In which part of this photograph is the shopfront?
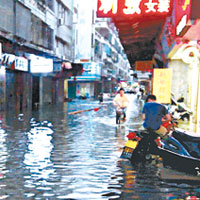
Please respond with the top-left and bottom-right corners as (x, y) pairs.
(68, 62), (101, 99)
(28, 54), (55, 108)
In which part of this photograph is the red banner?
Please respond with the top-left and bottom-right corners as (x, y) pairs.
(97, 0), (172, 18)
(135, 60), (153, 72)
(174, 0), (191, 36)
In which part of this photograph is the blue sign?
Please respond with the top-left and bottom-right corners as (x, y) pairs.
(71, 62), (101, 81)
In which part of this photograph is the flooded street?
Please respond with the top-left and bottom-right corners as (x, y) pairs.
(0, 94), (200, 200)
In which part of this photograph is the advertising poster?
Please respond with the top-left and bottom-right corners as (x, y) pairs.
(97, 0), (172, 18)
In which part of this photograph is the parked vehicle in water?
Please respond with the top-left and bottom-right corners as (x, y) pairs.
(159, 129), (200, 175)
(121, 126), (200, 176)
(169, 96), (192, 121)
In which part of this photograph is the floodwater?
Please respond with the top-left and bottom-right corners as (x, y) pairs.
(0, 95), (200, 200)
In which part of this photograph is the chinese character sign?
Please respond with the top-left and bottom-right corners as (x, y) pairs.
(98, 0), (118, 14)
(97, 0), (172, 17)
(153, 68), (172, 104)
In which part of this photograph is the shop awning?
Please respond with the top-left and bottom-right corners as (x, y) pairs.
(113, 17), (166, 68)
(97, 0), (173, 68)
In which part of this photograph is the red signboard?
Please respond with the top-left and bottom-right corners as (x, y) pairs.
(174, 0), (191, 36)
(97, 0), (172, 18)
(135, 60), (153, 72)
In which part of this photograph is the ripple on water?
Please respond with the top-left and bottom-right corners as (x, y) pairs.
(1, 98), (200, 199)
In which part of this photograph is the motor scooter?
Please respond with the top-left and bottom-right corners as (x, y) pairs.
(121, 124), (200, 176)
(169, 97), (192, 121)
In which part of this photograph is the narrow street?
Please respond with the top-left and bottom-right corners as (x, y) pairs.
(0, 94), (199, 199)
(1, 0), (200, 199)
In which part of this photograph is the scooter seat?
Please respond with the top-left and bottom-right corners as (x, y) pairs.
(172, 130), (200, 159)
(172, 130), (200, 143)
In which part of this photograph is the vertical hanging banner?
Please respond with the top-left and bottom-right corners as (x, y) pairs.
(97, 0), (172, 18)
(153, 68), (172, 104)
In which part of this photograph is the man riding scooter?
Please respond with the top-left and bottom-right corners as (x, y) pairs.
(142, 94), (171, 138)
(113, 88), (129, 124)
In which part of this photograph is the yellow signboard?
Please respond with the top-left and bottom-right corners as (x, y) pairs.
(153, 69), (172, 104)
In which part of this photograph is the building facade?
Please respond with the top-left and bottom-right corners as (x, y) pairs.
(0, 0), (81, 116)
(95, 18), (131, 94)
(157, 0), (200, 132)
(68, 0), (131, 99)
(0, 0), (131, 113)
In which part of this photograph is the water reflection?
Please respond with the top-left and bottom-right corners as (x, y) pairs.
(24, 123), (54, 182)
(0, 112), (7, 184)
(0, 97), (200, 199)
(0, 128), (7, 178)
